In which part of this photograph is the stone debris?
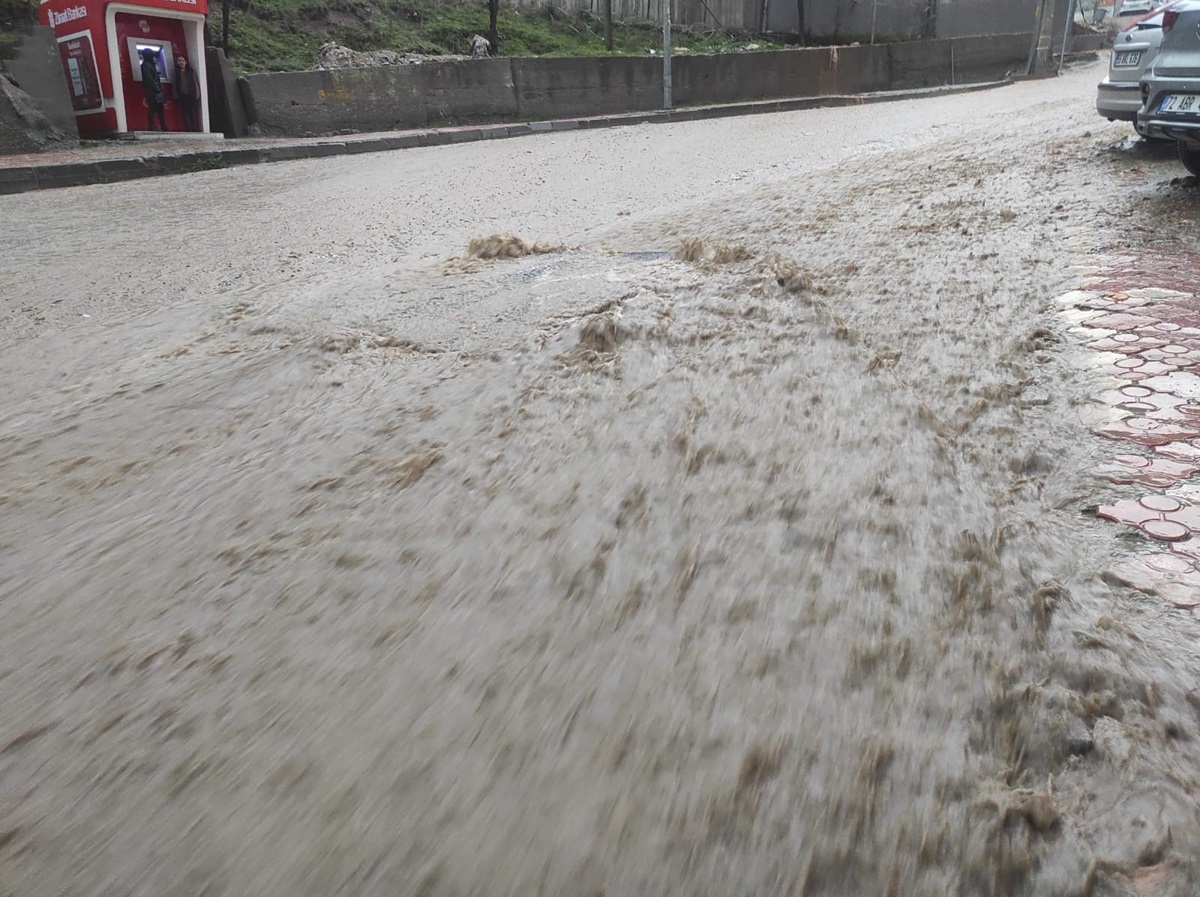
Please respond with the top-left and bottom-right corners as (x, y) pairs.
(314, 42), (470, 70)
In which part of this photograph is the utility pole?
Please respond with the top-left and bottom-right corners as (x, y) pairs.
(487, 0), (499, 54)
(1058, 0), (1077, 73)
(662, 0), (672, 109)
(1026, 0), (1057, 76)
(604, 0), (613, 51)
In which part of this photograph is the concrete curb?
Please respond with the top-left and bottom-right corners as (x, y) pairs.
(0, 78), (1010, 196)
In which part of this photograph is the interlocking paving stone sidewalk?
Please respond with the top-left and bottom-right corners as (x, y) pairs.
(1064, 249), (1200, 609)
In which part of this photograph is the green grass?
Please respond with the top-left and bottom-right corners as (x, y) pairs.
(215, 0), (781, 73)
(0, 30), (22, 56)
(0, 0), (35, 59)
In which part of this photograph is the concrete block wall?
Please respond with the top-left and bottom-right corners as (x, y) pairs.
(889, 33), (1029, 89)
(673, 49), (831, 105)
(245, 35), (1031, 137)
(512, 57), (663, 118)
(207, 47), (252, 138)
(247, 58), (518, 134)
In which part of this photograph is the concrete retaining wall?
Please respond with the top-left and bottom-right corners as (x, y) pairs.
(672, 50), (830, 105)
(512, 57), (663, 118)
(248, 58), (518, 133)
(890, 33), (1029, 89)
(245, 35), (1030, 137)
(207, 47), (251, 138)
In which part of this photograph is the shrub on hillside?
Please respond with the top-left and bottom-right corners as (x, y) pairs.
(0, 0), (35, 32)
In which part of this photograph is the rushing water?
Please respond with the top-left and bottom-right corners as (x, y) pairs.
(2, 64), (1200, 896)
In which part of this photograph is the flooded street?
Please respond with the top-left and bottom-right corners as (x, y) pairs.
(4, 59), (1200, 895)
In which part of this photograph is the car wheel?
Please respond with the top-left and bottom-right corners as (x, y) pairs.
(1179, 142), (1200, 177)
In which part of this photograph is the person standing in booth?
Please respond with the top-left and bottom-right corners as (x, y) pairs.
(175, 54), (200, 132)
(141, 48), (167, 131)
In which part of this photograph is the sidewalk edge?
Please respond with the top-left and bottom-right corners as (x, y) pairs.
(0, 79), (1011, 196)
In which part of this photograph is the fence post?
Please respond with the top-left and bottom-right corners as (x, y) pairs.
(662, 0), (672, 109)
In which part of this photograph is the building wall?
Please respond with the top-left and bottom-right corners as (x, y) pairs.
(528, 0), (763, 30)
(764, 0), (1038, 40)
(935, 0), (1039, 40)
(505, 0), (1038, 37)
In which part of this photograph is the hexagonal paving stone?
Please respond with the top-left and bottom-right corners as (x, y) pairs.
(1065, 260), (1200, 613)
(1116, 554), (1200, 607)
(1117, 359), (1178, 379)
(1140, 372), (1200, 400)
(1098, 389), (1200, 422)
(1156, 440), (1200, 462)
(1088, 336), (1166, 354)
(1079, 295), (1152, 312)
(1093, 418), (1200, 446)
(1096, 495), (1200, 542)
(1094, 454), (1200, 488)
(1085, 312), (1157, 331)
(1140, 346), (1200, 368)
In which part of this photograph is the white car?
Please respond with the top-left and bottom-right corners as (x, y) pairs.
(1097, 2), (1182, 134)
(1117, 0), (1158, 19)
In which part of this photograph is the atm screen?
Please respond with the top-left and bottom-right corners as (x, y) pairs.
(132, 42), (169, 81)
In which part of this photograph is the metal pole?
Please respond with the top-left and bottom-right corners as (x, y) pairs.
(1026, 0), (1047, 76)
(662, 0), (672, 109)
(871, 0), (877, 44)
(1058, 0), (1077, 74)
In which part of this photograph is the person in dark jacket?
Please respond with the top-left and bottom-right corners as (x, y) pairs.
(175, 54), (200, 131)
(140, 48), (167, 131)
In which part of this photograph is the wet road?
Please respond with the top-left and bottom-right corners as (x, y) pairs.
(3, 59), (1200, 896)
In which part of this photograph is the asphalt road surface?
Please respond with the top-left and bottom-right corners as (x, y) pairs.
(3, 58), (1200, 897)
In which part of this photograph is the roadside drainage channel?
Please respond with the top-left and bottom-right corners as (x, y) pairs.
(1059, 248), (1200, 608)
(0, 80), (1011, 197)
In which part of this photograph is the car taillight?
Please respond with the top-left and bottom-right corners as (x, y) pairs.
(1163, 8), (1180, 30)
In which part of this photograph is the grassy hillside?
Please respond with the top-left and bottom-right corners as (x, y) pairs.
(215, 0), (780, 72)
(0, 0), (35, 56)
(1, 0), (779, 75)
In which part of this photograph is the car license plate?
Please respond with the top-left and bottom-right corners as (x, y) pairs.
(1161, 94), (1200, 114)
(1113, 50), (1142, 67)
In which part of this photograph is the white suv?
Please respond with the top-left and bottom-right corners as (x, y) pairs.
(1138, 0), (1200, 173)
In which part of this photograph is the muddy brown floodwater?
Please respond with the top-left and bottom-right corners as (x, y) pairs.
(3, 59), (1200, 896)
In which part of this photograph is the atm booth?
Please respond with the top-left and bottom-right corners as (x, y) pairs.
(39, 0), (210, 135)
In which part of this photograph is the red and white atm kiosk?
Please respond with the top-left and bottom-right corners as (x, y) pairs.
(39, 0), (209, 135)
